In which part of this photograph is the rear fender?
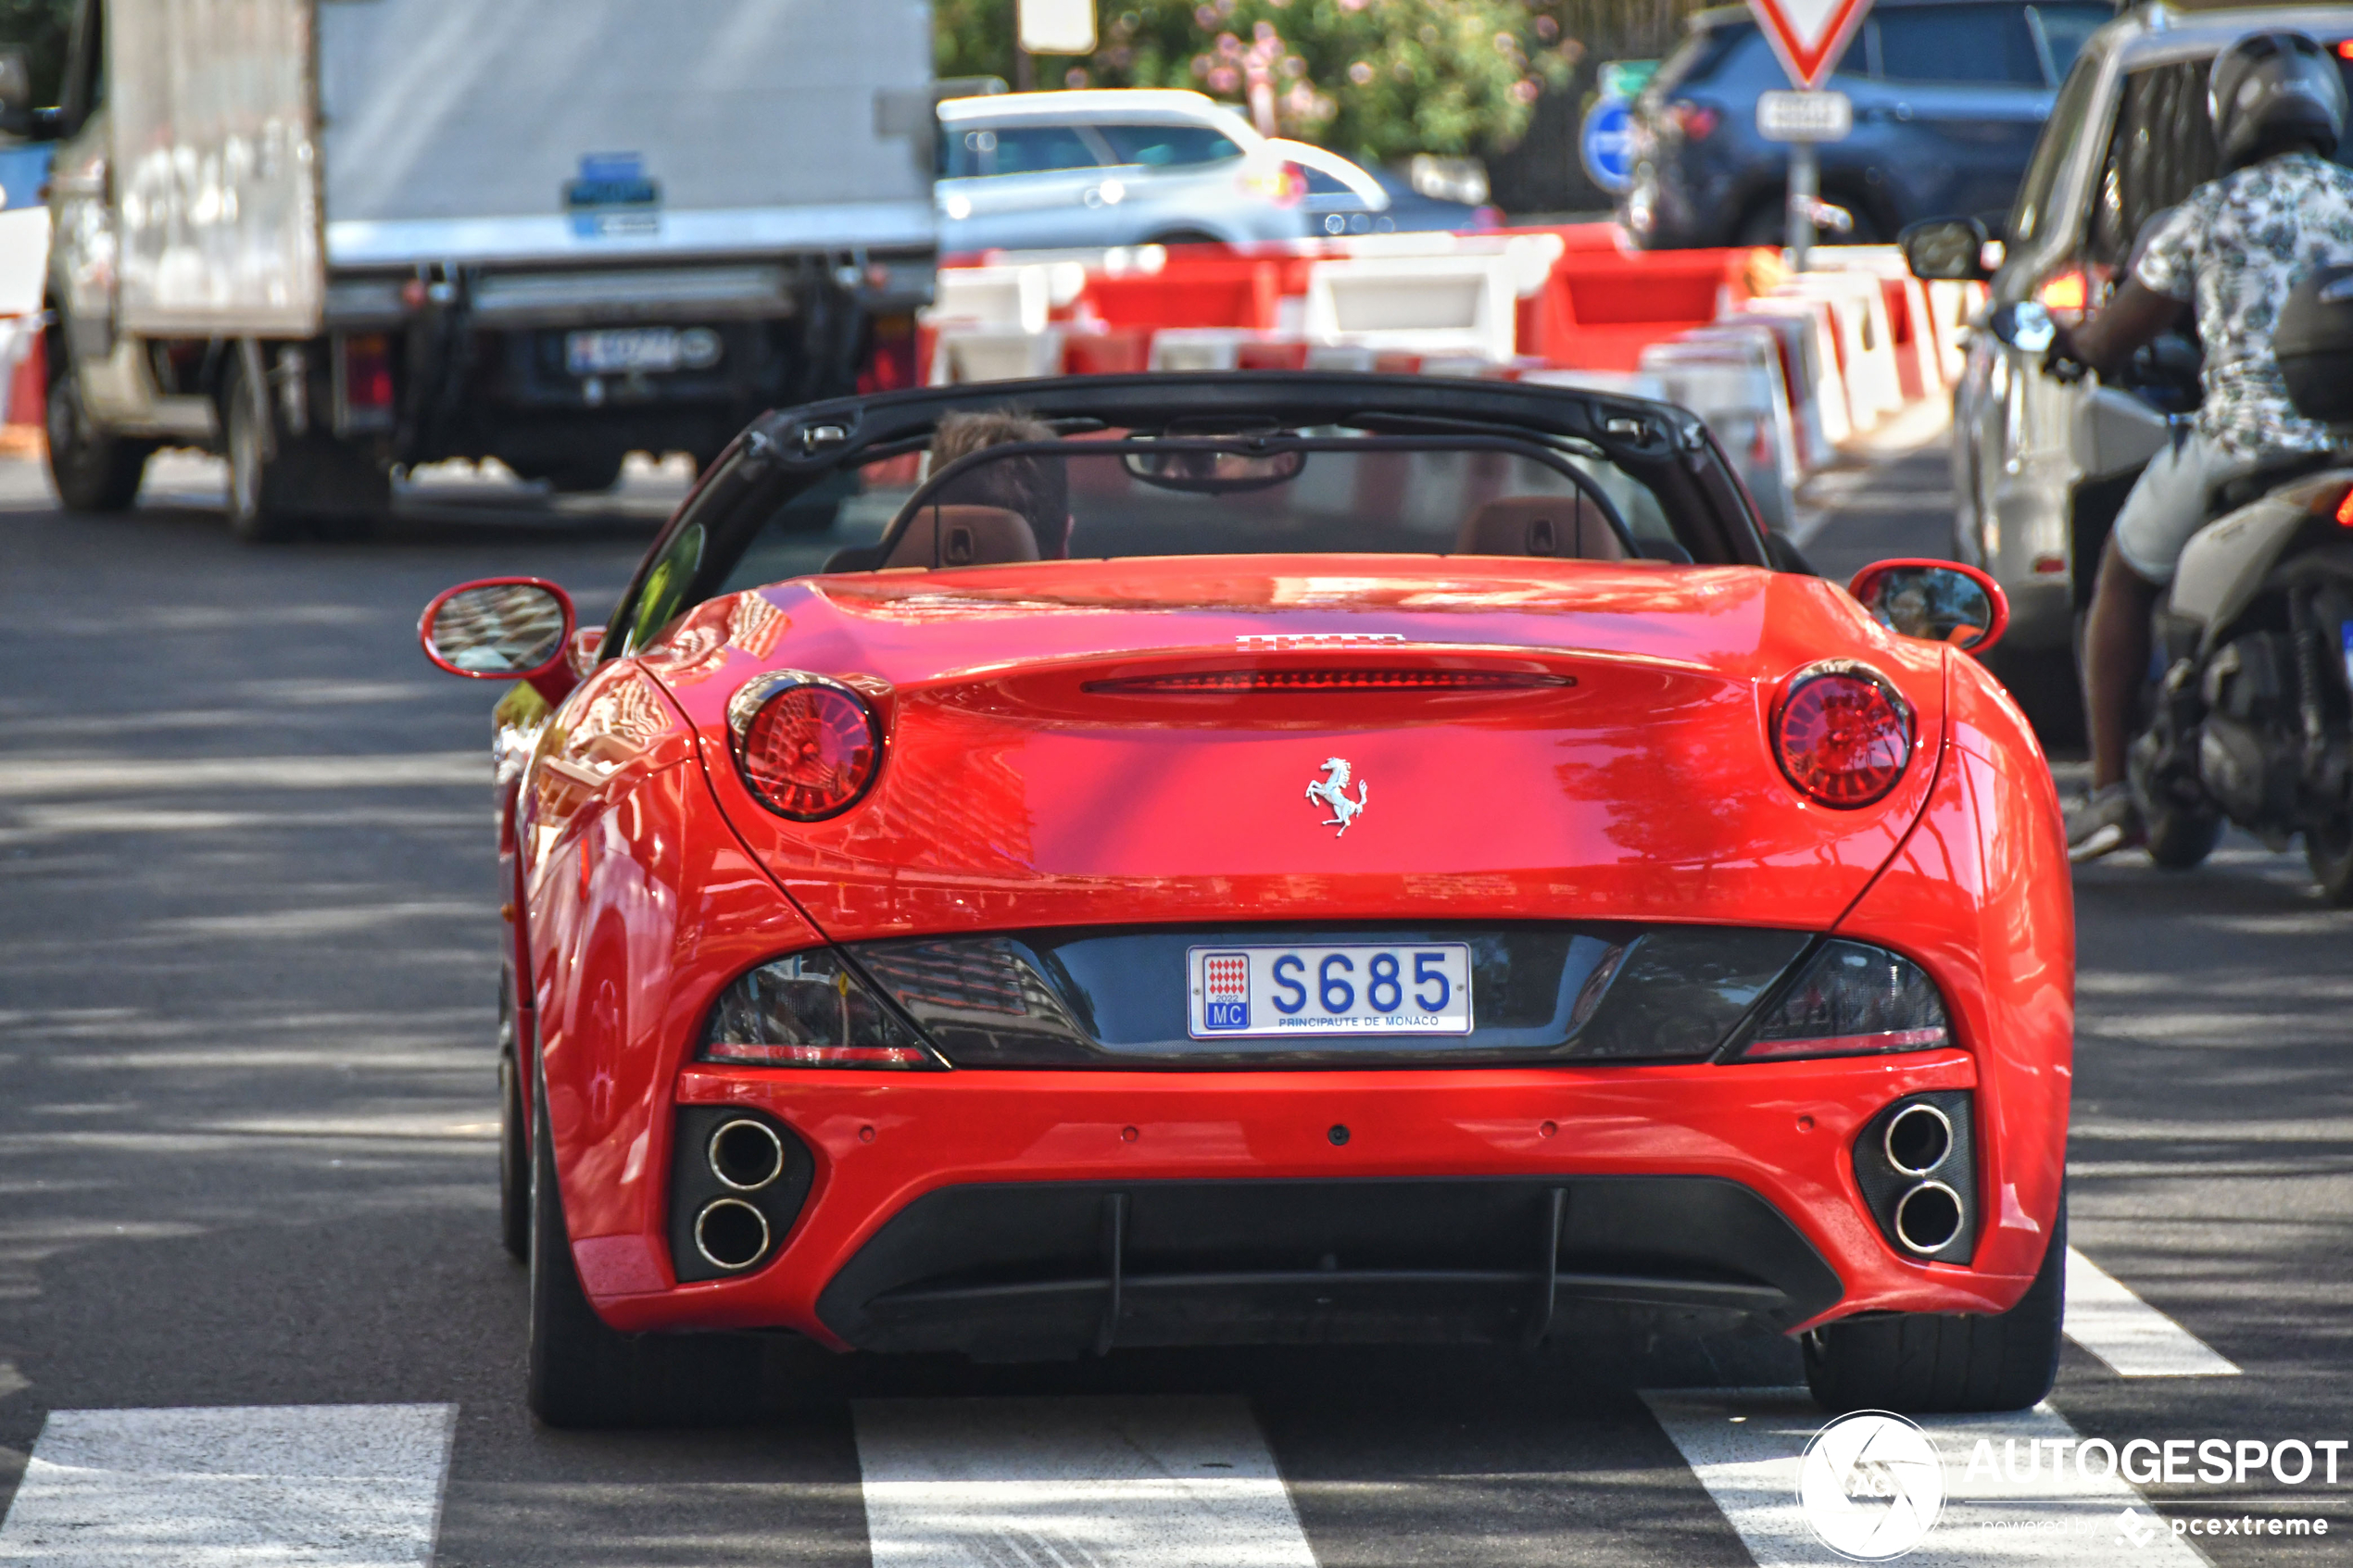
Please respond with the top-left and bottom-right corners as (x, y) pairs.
(1831, 652), (2072, 1283)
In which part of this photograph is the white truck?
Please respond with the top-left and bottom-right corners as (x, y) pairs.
(4, 0), (937, 538)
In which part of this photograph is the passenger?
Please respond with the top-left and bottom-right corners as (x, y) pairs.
(2057, 31), (2353, 860)
(928, 409), (1074, 558)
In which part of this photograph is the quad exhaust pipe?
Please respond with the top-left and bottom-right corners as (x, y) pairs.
(708, 1118), (786, 1191)
(1892, 1180), (1965, 1256)
(1882, 1102), (1953, 1177)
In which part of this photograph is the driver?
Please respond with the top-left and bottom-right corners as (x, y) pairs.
(2055, 31), (2353, 860)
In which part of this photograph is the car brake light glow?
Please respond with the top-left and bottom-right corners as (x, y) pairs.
(726, 671), (881, 820)
(2338, 486), (2353, 527)
(1085, 669), (1573, 694)
(699, 950), (937, 1070)
(1239, 162), (1307, 207)
(1773, 662), (1914, 809)
(1667, 101), (1720, 140)
(2339, 40), (2353, 59)
(1734, 940), (1952, 1060)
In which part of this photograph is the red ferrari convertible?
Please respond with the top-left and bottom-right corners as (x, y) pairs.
(420, 373), (2070, 1426)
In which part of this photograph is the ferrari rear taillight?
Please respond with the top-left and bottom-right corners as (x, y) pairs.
(1085, 670), (1572, 694)
(1772, 662), (1913, 809)
(1732, 940), (1952, 1061)
(699, 948), (938, 1069)
(726, 671), (881, 820)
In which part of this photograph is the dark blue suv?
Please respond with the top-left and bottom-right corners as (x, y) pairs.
(1622, 0), (2109, 247)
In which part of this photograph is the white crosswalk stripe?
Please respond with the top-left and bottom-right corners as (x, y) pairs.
(1645, 1388), (2206, 1567)
(853, 1395), (1318, 1568)
(0, 1403), (455, 1568)
(2065, 1248), (2243, 1378)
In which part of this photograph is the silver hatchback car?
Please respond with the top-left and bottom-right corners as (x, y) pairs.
(936, 90), (1315, 253)
(1906, 3), (2353, 737)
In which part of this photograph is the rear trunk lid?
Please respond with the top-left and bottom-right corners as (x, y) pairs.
(643, 557), (1946, 942)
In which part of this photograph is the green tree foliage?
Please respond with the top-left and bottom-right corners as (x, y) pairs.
(0, 0), (75, 107)
(937, 0), (1580, 161)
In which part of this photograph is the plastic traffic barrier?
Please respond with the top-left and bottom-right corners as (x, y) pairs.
(931, 262), (1088, 336)
(1302, 253), (1520, 361)
(1776, 272), (1904, 428)
(1806, 246), (1943, 399)
(1516, 245), (1770, 372)
(1730, 295), (1852, 456)
(929, 326), (1067, 384)
(1639, 340), (1800, 532)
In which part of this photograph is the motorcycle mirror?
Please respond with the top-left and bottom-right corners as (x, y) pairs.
(1848, 558), (2008, 655)
(1986, 300), (2055, 355)
(420, 577), (579, 701)
(1898, 217), (1993, 282)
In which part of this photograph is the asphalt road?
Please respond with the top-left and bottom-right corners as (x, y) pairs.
(1, 442), (2349, 1567)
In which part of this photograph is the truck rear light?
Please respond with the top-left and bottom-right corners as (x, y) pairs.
(726, 671), (882, 820)
(858, 314), (920, 395)
(342, 333), (394, 411)
(2034, 269), (2086, 312)
(1239, 162), (1306, 207)
(1731, 940), (1952, 1060)
(1772, 661), (1914, 808)
(698, 948), (937, 1069)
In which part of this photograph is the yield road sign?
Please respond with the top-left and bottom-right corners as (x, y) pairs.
(1744, 0), (1874, 90)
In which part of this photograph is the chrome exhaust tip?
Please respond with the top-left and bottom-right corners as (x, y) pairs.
(708, 1118), (786, 1192)
(1883, 1102), (1954, 1177)
(693, 1197), (772, 1271)
(1892, 1180), (1965, 1256)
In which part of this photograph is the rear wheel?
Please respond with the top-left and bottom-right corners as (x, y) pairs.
(526, 1064), (764, 1426)
(497, 985), (527, 1261)
(225, 356), (391, 544)
(45, 338), (152, 512)
(2145, 798), (2225, 870)
(2306, 817), (2353, 906)
(1805, 1198), (2065, 1414)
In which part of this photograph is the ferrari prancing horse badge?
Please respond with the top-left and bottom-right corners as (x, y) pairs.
(1305, 757), (1368, 836)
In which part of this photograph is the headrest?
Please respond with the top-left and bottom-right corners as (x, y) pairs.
(1453, 495), (1627, 561)
(882, 504), (1042, 570)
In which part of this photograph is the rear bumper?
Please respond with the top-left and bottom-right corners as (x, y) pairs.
(584, 1047), (2048, 1344)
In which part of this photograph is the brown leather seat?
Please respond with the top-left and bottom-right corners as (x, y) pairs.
(1453, 495), (1627, 561)
(882, 504), (1042, 570)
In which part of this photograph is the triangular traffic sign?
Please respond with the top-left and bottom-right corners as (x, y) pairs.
(1746, 0), (1875, 90)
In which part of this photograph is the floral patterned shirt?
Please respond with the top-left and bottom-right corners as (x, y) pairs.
(2134, 151), (2353, 458)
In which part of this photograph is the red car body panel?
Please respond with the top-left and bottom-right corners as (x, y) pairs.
(505, 553), (2070, 1345)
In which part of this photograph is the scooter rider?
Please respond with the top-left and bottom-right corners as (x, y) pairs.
(2058, 31), (2353, 860)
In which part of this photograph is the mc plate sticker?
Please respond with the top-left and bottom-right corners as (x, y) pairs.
(1187, 943), (1473, 1038)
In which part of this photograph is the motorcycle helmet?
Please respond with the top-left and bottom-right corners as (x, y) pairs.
(2208, 31), (2347, 171)
(2274, 262), (2353, 425)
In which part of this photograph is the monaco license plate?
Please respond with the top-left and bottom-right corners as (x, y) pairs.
(564, 326), (718, 375)
(1188, 943), (1473, 1039)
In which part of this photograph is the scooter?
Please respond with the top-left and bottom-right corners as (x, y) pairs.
(1987, 269), (2353, 903)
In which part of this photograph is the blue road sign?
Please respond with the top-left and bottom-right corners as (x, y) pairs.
(1579, 97), (1636, 194)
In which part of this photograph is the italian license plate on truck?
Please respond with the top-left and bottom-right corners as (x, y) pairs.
(1187, 943), (1473, 1039)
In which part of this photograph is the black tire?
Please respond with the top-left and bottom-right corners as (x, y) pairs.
(2143, 800), (2223, 870)
(225, 357), (391, 544)
(2306, 817), (2353, 907)
(526, 1062), (764, 1427)
(497, 985), (528, 1261)
(44, 337), (152, 512)
(1146, 229), (1224, 247)
(1805, 1197), (2065, 1415)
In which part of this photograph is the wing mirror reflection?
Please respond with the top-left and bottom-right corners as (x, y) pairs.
(1849, 559), (2007, 654)
(1898, 217), (1997, 282)
(420, 577), (578, 701)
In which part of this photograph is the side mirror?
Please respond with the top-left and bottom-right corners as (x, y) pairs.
(1898, 217), (1994, 282)
(1984, 299), (2055, 354)
(419, 577), (578, 702)
(1849, 558), (2007, 655)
